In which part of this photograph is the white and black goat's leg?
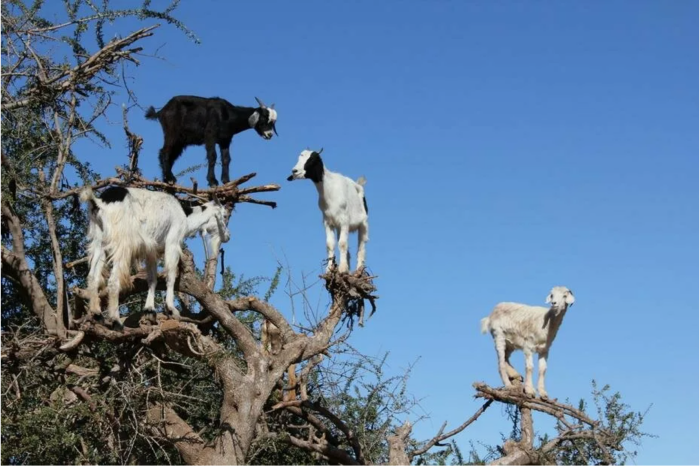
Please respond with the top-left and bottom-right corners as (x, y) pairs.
(523, 348), (536, 396)
(356, 223), (368, 272)
(324, 220), (336, 272)
(337, 225), (350, 273)
(537, 350), (549, 399)
(163, 241), (182, 318)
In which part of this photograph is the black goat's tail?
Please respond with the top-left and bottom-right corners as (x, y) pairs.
(144, 106), (159, 120)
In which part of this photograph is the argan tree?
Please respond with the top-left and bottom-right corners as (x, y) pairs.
(1, 1), (649, 464)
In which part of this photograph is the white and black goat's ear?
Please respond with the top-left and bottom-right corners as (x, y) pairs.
(545, 293), (553, 304)
(565, 290), (575, 305)
(254, 96), (266, 108)
(248, 111), (260, 127)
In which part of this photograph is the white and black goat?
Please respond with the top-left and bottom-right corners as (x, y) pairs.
(81, 186), (230, 328)
(145, 96), (278, 187)
(287, 149), (369, 273)
(481, 286), (575, 398)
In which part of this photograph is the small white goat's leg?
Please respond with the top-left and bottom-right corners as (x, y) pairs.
(356, 224), (368, 271)
(504, 347), (522, 382)
(87, 245), (105, 315)
(494, 333), (512, 387)
(163, 243), (181, 318)
(537, 351), (549, 399)
(338, 225), (350, 273)
(106, 261), (122, 325)
(523, 348), (536, 396)
(144, 252), (157, 311)
(324, 220), (336, 271)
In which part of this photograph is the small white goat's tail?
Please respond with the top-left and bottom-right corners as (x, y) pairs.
(356, 176), (367, 186)
(480, 317), (491, 334)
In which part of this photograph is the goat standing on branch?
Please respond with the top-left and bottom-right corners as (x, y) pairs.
(145, 95), (278, 186)
(287, 148), (369, 273)
(481, 286), (575, 398)
(81, 186), (231, 329)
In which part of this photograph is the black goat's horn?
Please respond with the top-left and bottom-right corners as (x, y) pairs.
(255, 96), (266, 108)
(317, 147), (324, 155)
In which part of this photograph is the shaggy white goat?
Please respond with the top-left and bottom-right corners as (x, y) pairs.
(287, 148), (369, 273)
(480, 286), (575, 398)
(81, 186), (230, 328)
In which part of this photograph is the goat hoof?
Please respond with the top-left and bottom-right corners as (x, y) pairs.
(207, 178), (219, 187)
(109, 320), (125, 332)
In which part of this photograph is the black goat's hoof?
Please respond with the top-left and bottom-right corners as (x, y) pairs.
(207, 179), (219, 187)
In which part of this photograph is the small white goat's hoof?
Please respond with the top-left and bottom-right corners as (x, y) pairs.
(524, 387), (536, 397)
(539, 391), (549, 400)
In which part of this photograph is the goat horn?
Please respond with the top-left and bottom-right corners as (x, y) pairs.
(317, 147), (324, 155)
(254, 96), (266, 108)
(270, 103), (275, 109)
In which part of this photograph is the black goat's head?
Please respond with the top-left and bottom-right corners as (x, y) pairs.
(248, 97), (278, 140)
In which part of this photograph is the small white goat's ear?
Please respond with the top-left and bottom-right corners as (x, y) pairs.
(565, 290), (575, 305)
(545, 293), (552, 304)
(248, 111), (260, 127)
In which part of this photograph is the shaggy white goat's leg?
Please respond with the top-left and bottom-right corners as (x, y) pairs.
(87, 245), (105, 315)
(106, 261), (122, 326)
(324, 220), (336, 271)
(537, 351), (549, 399)
(494, 333), (512, 387)
(356, 224), (368, 271)
(338, 225), (350, 273)
(523, 348), (536, 396)
(163, 243), (181, 318)
(144, 252), (157, 311)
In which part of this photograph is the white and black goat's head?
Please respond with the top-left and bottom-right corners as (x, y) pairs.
(545, 286), (575, 311)
(287, 148), (324, 183)
(248, 97), (278, 140)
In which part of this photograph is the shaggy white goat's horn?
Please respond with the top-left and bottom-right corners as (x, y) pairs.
(254, 96), (266, 108)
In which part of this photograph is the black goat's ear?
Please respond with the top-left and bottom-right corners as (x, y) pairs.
(248, 111), (260, 127)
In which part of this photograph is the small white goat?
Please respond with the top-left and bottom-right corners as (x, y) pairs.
(287, 148), (369, 273)
(81, 186), (230, 328)
(480, 286), (575, 398)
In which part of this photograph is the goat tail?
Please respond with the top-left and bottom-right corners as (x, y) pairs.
(79, 186), (96, 204)
(356, 176), (367, 186)
(480, 317), (491, 334)
(144, 106), (159, 120)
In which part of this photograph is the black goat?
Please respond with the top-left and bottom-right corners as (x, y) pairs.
(145, 96), (278, 186)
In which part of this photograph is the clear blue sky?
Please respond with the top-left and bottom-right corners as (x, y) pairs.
(53, 1), (697, 463)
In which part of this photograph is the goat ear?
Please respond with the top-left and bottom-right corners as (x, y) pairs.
(545, 293), (552, 304)
(270, 103), (275, 109)
(254, 96), (266, 108)
(565, 290), (575, 305)
(248, 111), (260, 128)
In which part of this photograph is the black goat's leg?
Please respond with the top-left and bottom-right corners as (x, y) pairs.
(159, 145), (178, 184)
(205, 140), (219, 186)
(220, 141), (231, 184)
